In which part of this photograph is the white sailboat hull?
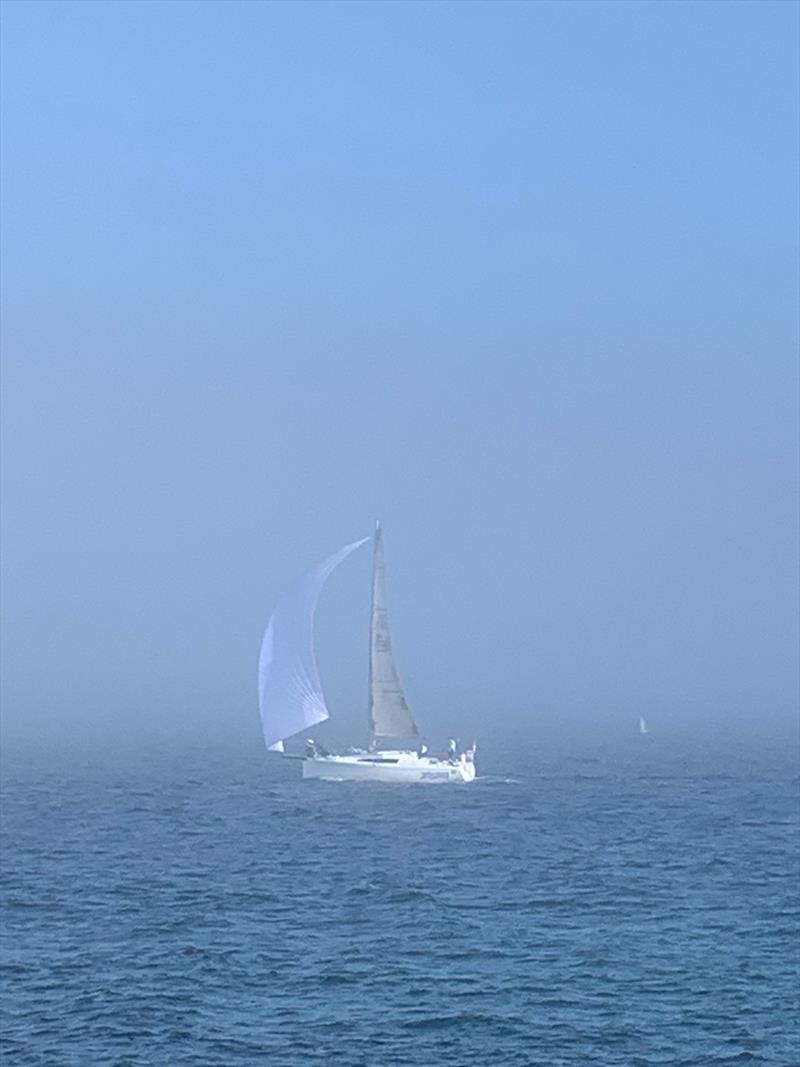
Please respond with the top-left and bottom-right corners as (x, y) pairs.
(300, 750), (476, 784)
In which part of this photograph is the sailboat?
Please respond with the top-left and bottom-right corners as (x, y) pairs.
(258, 523), (477, 783)
(639, 716), (649, 735)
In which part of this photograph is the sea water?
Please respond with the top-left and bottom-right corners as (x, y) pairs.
(1, 734), (798, 1066)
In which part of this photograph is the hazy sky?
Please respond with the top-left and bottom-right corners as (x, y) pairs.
(1, 0), (797, 754)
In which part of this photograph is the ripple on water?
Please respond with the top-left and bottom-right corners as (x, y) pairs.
(1, 744), (798, 1066)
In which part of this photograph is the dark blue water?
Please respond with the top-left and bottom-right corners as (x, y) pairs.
(2, 736), (798, 1066)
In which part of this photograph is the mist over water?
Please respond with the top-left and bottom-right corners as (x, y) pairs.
(1, 0), (798, 758)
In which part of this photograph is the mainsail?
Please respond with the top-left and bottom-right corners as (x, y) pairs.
(368, 523), (419, 743)
(258, 538), (368, 751)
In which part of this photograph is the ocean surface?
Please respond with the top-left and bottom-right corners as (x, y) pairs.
(1, 734), (798, 1066)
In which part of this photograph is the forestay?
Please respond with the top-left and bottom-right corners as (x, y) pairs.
(258, 538), (368, 751)
(368, 524), (419, 742)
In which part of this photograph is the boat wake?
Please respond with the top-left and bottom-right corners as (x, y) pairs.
(473, 774), (523, 785)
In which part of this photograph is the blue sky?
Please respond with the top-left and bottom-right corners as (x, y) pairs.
(1, 0), (797, 752)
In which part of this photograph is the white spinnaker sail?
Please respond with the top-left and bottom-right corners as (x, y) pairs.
(369, 524), (419, 742)
(259, 538), (368, 751)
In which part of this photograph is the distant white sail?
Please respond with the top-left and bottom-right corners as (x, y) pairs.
(368, 523), (419, 742)
(639, 716), (648, 735)
(258, 538), (368, 751)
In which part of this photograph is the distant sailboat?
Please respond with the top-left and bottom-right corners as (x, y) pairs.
(258, 523), (476, 783)
(639, 716), (649, 735)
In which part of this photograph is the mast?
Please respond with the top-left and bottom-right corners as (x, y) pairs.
(367, 520), (379, 749)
